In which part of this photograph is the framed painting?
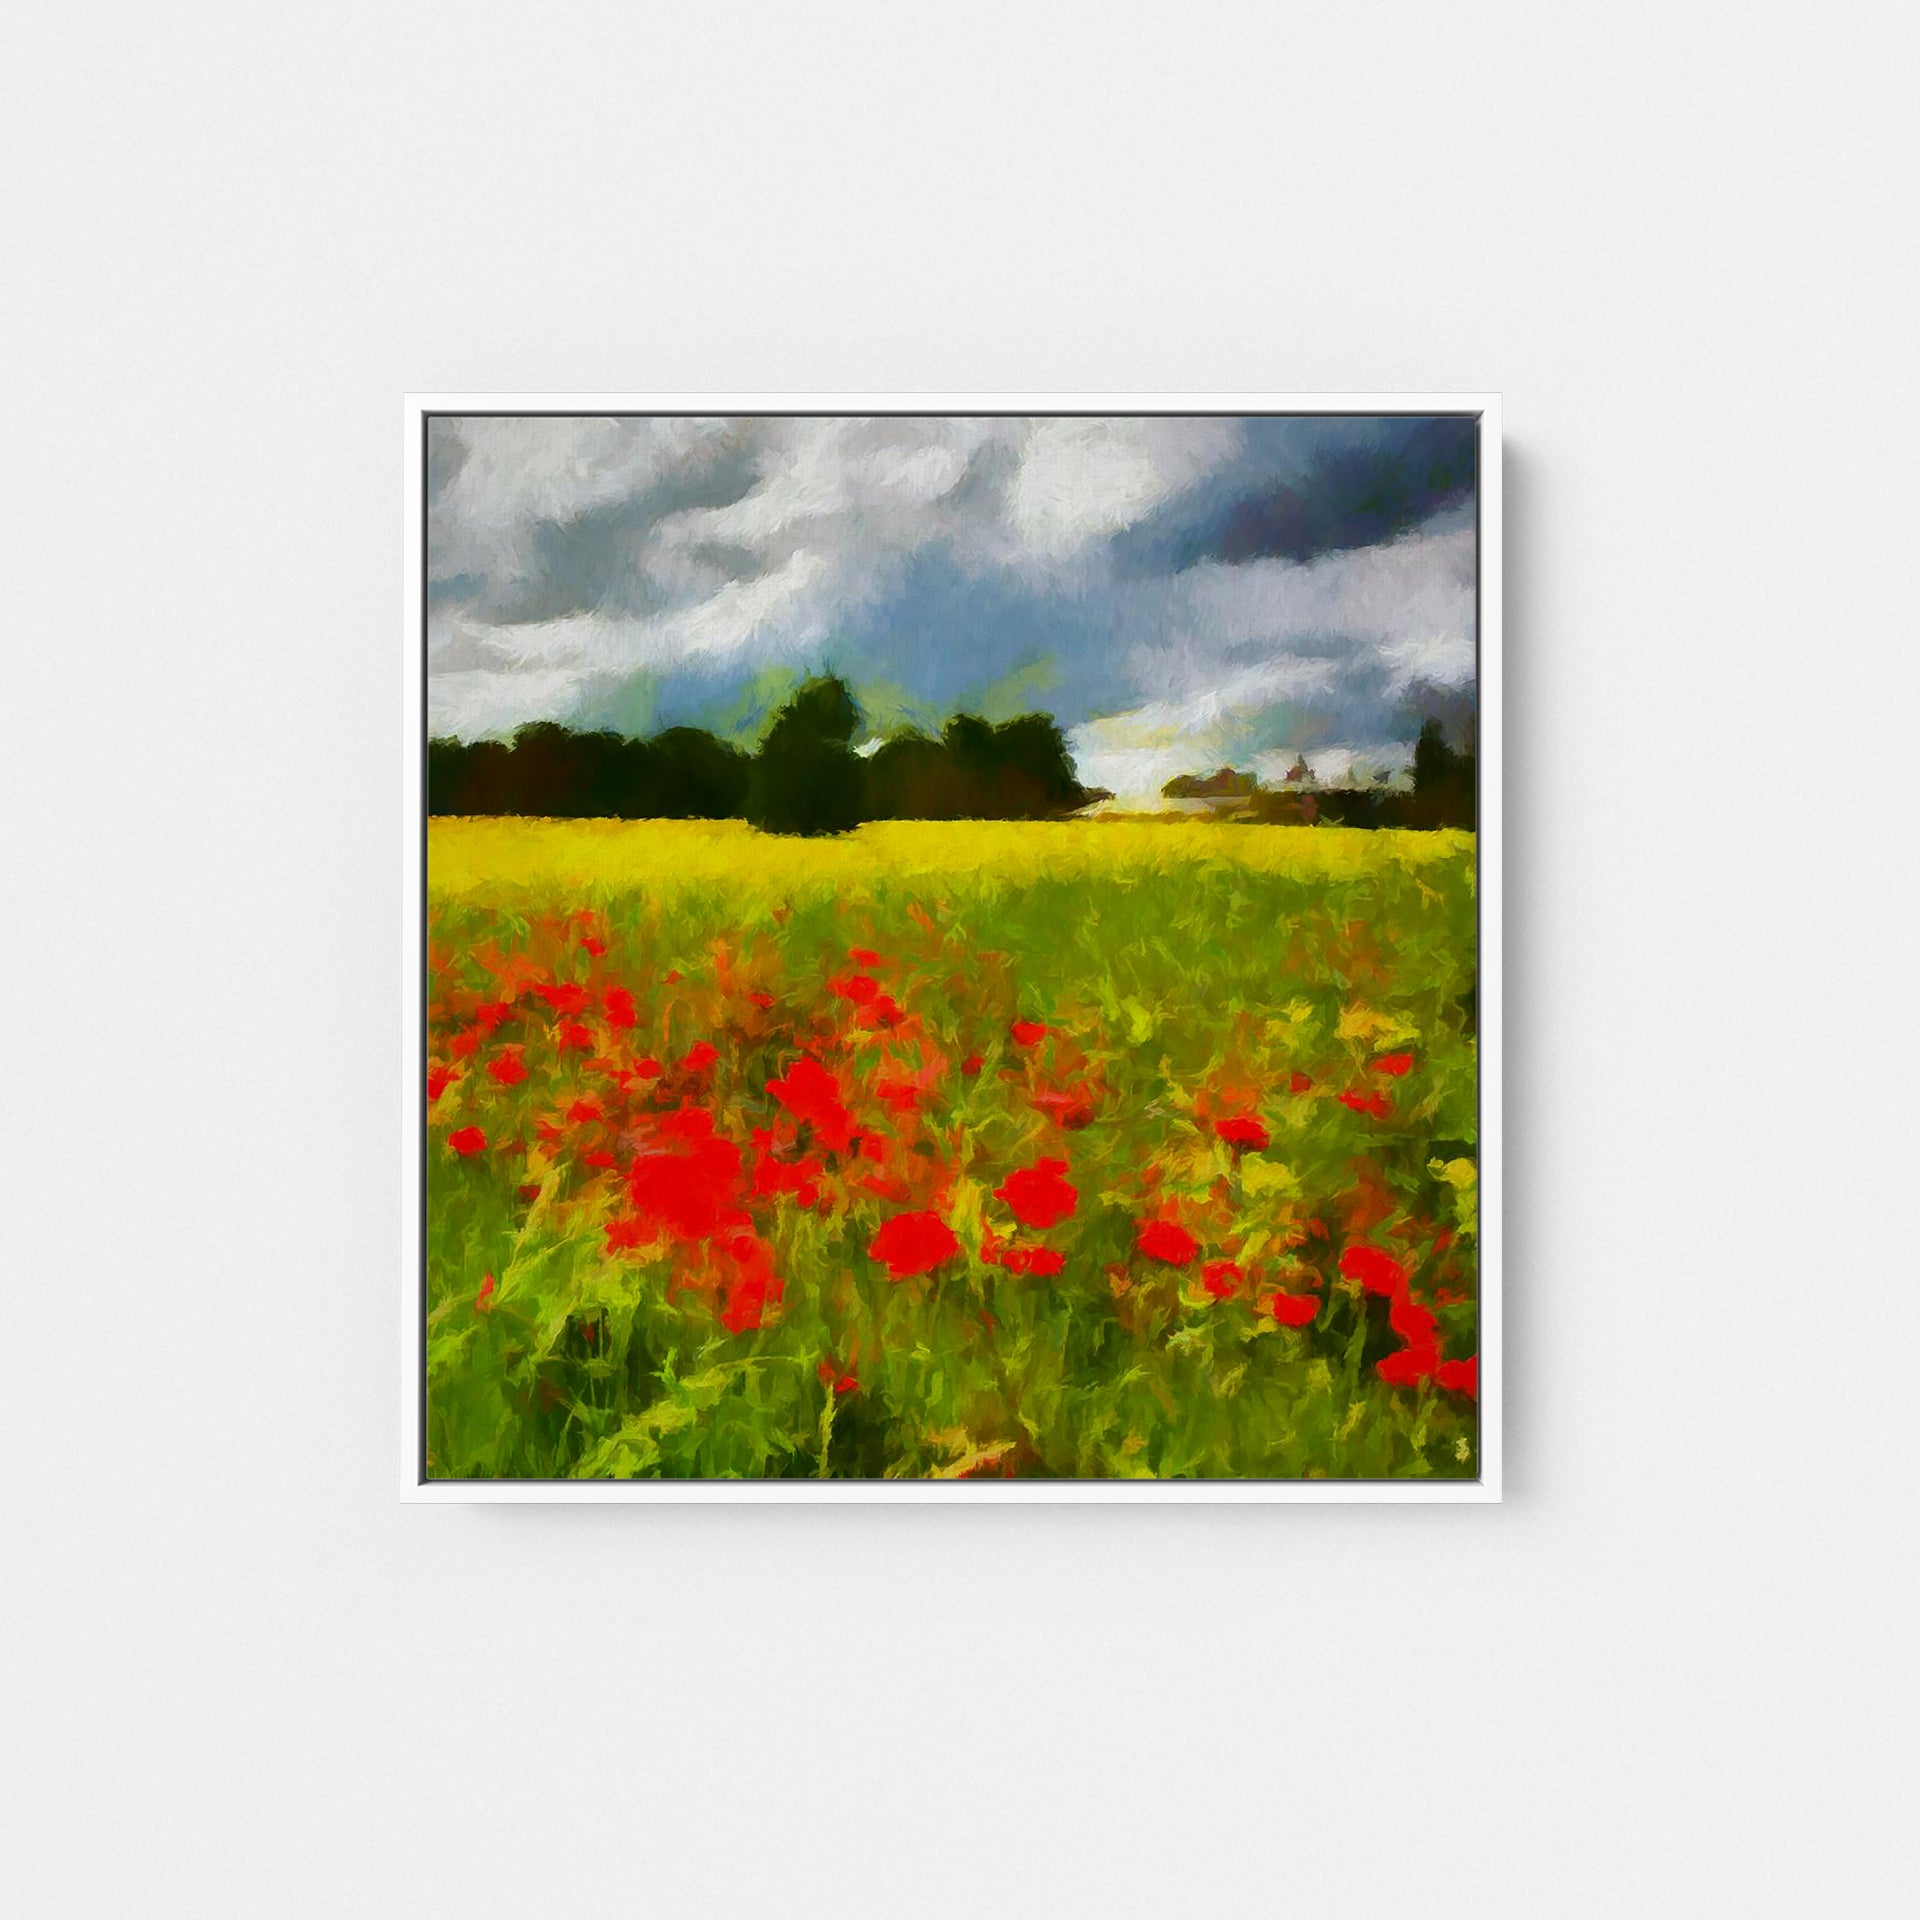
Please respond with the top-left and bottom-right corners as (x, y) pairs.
(402, 395), (1501, 1500)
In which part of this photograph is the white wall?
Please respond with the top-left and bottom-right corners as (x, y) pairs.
(5, 5), (1915, 1913)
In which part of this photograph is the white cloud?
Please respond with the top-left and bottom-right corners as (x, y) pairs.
(424, 416), (1473, 753)
(1006, 417), (1243, 557)
(428, 416), (740, 586)
(1116, 514), (1477, 703)
(1065, 520), (1476, 801)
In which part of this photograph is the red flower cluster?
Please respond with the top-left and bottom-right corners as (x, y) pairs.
(1201, 1259), (1243, 1301)
(1000, 1246), (1066, 1277)
(624, 1105), (749, 1244)
(1136, 1218), (1199, 1266)
(1268, 1291), (1318, 1327)
(1340, 1245), (1407, 1296)
(768, 1057), (855, 1154)
(718, 1233), (783, 1334)
(869, 1209), (960, 1279)
(429, 920), (1478, 1437)
(994, 1157), (1078, 1230)
(1341, 1240), (1476, 1398)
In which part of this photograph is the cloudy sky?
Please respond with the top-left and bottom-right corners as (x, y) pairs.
(427, 413), (1478, 801)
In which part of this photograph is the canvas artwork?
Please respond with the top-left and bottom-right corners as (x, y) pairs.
(408, 399), (1499, 1496)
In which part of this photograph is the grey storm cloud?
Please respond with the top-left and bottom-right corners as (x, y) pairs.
(425, 413), (1478, 799)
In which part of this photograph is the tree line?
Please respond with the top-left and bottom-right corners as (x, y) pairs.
(427, 675), (1094, 835)
(1163, 720), (1476, 830)
(428, 675), (1474, 835)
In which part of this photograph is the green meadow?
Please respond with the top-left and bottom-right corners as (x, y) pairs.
(424, 819), (1480, 1480)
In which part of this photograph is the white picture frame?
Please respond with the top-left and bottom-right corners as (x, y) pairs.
(401, 394), (1501, 1503)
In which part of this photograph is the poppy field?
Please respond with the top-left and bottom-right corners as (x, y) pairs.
(424, 819), (1480, 1480)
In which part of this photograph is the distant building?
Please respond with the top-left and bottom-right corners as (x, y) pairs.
(1161, 766), (1259, 802)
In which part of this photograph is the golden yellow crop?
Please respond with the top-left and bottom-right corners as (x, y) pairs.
(427, 817), (1474, 901)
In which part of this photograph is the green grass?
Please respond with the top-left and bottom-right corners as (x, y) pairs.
(425, 819), (1479, 1479)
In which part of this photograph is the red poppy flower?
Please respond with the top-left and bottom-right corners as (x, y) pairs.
(849, 947), (881, 967)
(557, 1022), (594, 1052)
(1435, 1356), (1478, 1399)
(427, 1065), (459, 1103)
(475, 1272), (496, 1312)
(962, 1052), (984, 1076)
(767, 1057), (855, 1153)
(1371, 1051), (1414, 1076)
(1339, 1245), (1408, 1296)
(1338, 1089), (1392, 1119)
(1010, 1019), (1049, 1047)
(533, 982), (591, 1016)
(1136, 1218), (1199, 1266)
(627, 1106), (748, 1242)
(1001, 1246), (1066, 1277)
(565, 1098), (603, 1124)
(448, 1126), (486, 1156)
(448, 1027), (480, 1059)
(582, 1150), (615, 1169)
(748, 990), (776, 1010)
(868, 1209), (960, 1278)
(1202, 1259), (1244, 1300)
(1377, 1343), (1439, 1387)
(679, 1041), (718, 1074)
(828, 970), (880, 1005)
(664, 969), (682, 984)
(632, 1056), (663, 1080)
(1390, 1295), (1438, 1347)
(474, 1001), (512, 1033)
(603, 986), (636, 1029)
(753, 1150), (824, 1209)
(1268, 1290), (1318, 1327)
(1214, 1115), (1270, 1150)
(516, 1182), (542, 1202)
(817, 1359), (862, 1395)
(855, 993), (905, 1030)
(718, 1233), (783, 1334)
(487, 1048), (527, 1087)
(995, 1157), (1079, 1230)
(1288, 1071), (1313, 1094)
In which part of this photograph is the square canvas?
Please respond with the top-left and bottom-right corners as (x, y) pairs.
(404, 397), (1500, 1499)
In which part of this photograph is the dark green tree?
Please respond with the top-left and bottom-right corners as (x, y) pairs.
(645, 727), (752, 818)
(746, 675), (865, 835)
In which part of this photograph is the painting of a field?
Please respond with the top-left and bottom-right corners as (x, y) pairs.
(417, 407), (1488, 1486)
(426, 818), (1479, 1479)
